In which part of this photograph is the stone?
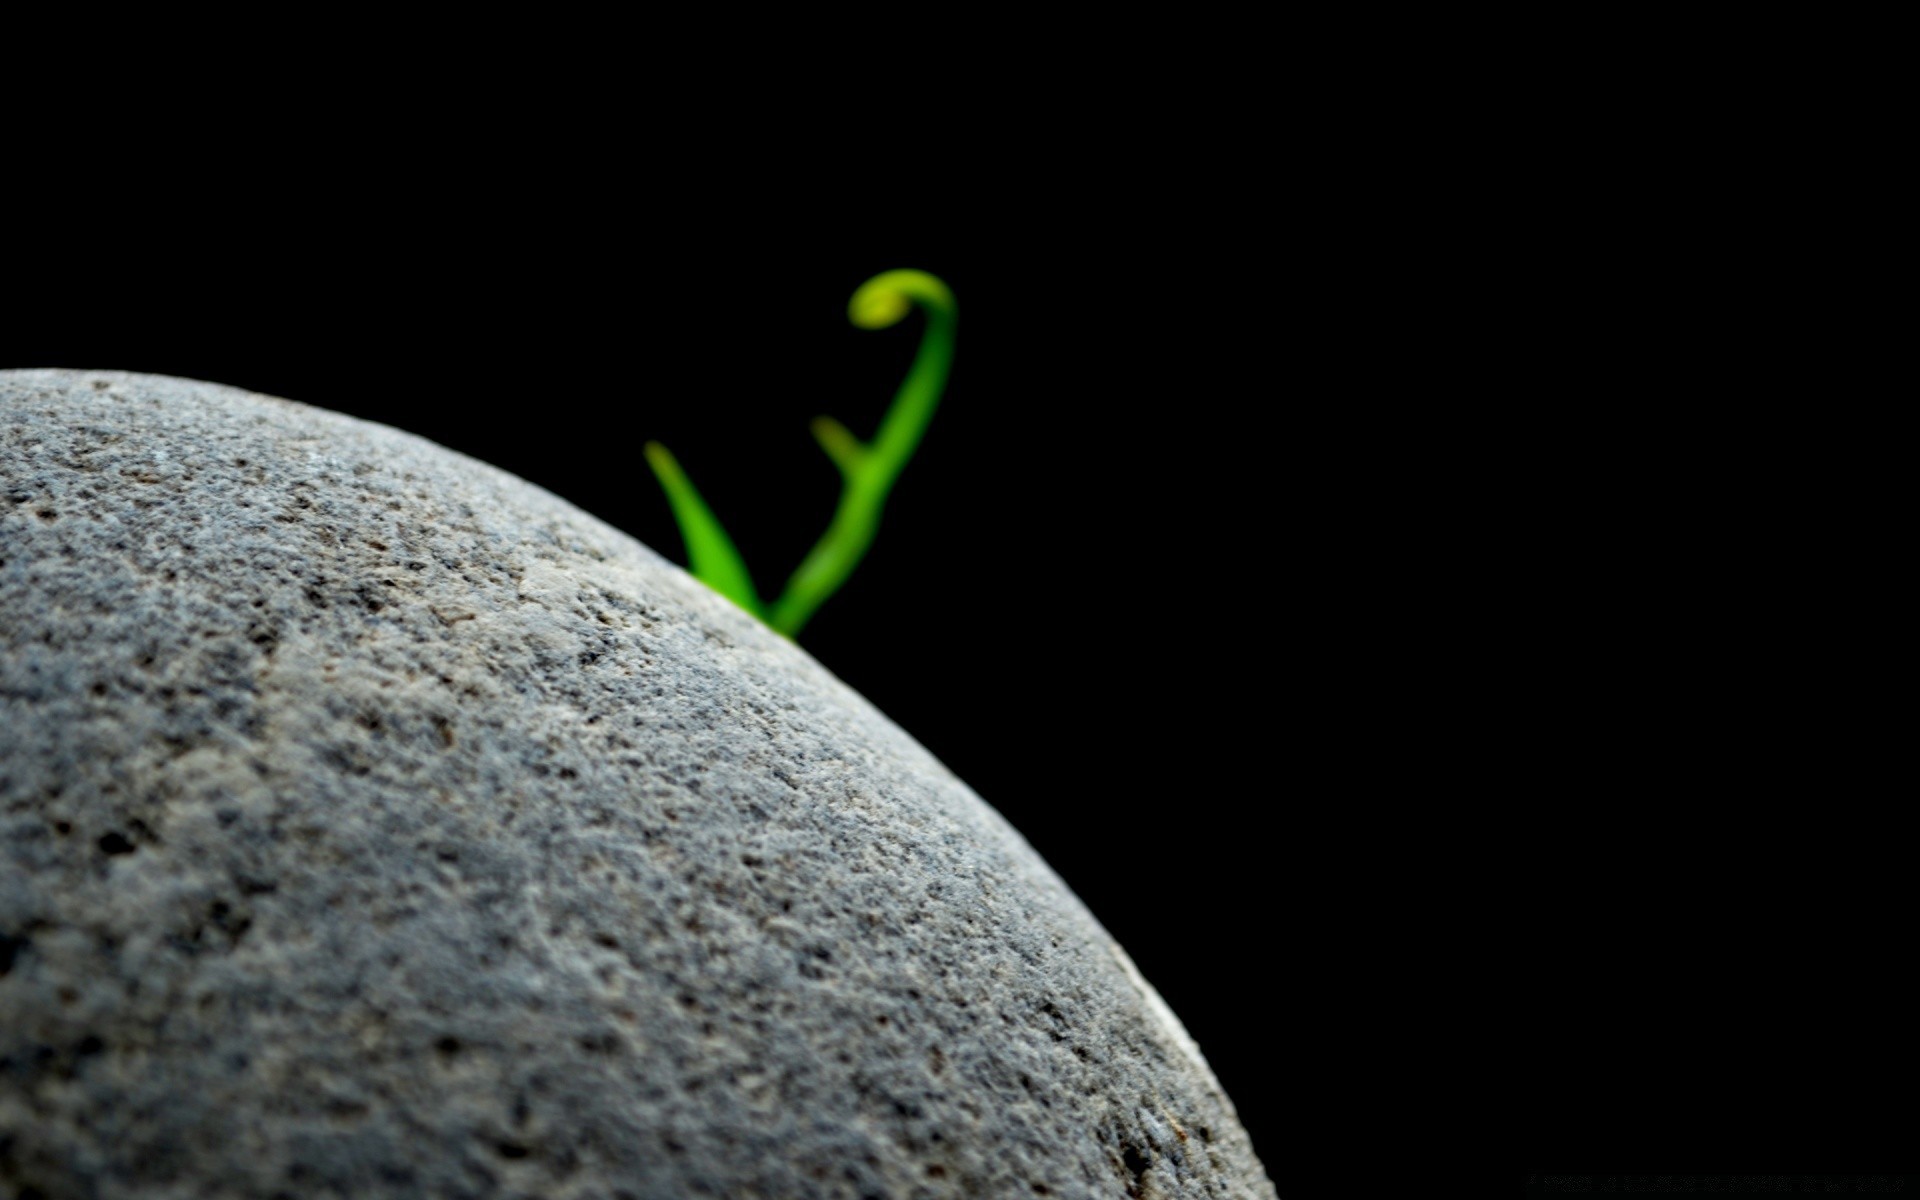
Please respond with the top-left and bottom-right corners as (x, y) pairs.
(0, 368), (1274, 1199)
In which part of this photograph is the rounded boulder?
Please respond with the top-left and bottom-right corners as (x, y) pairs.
(0, 369), (1273, 1199)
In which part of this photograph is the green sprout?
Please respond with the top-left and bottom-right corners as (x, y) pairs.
(643, 268), (957, 639)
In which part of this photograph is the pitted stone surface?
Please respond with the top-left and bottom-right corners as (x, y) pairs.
(0, 369), (1273, 1200)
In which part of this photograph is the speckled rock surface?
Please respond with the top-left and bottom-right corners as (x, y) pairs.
(0, 369), (1274, 1200)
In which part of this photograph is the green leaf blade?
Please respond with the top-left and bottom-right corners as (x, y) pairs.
(642, 440), (765, 621)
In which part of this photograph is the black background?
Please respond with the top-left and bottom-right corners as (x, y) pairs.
(10, 109), (1887, 1192)
(4, 183), (1345, 1188)
(2, 12), (1911, 1189)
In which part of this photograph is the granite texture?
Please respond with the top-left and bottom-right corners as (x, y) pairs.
(0, 369), (1274, 1200)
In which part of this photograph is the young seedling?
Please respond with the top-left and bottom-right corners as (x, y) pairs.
(643, 269), (957, 639)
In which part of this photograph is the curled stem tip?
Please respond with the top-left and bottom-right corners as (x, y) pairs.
(647, 269), (956, 640)
(848, 269), (956, 330)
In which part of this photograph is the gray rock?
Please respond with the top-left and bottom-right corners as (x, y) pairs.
(0, 368), (1274, 1200)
